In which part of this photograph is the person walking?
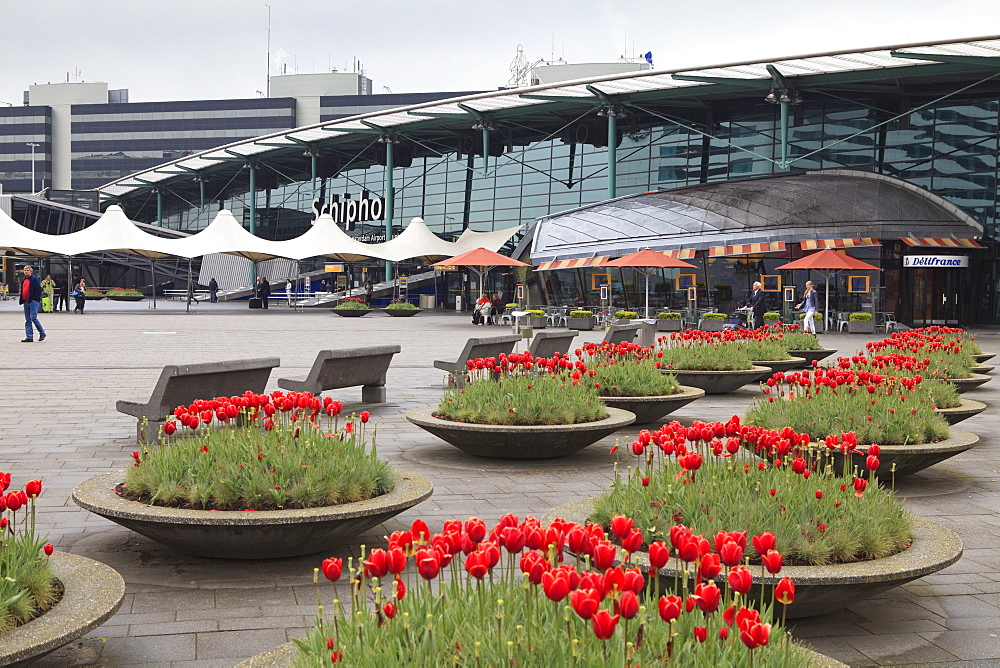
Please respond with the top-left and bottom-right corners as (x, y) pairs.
(255, 276), (271, 309)
(51, 276), (62, 312)
(74, 278), (87, 313)
(41, 274), (55, 313)
(795, 280), (819, 334)
(208, 277), (219, 303)
(19, 265), (46, 342)
(364, 278), (374, 304)
(59, 276), (69, 311)
(746, 281), (767, 329)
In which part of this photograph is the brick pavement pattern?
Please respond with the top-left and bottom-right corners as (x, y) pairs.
(1, 300), (998, 666)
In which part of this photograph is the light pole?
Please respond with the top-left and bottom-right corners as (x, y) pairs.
(25, 143), (40, 193)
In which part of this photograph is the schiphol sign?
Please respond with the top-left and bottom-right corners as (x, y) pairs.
(311, 191), (385, 230)
(903, 255), (969, 268)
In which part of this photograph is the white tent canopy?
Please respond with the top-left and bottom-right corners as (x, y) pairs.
(1, 209), (521, 263)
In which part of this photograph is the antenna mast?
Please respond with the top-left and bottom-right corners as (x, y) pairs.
(265, 2), (271, 96)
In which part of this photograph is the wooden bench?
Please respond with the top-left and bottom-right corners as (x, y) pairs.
(277, 346), (401, 402)
(527, 329), (580, 358)
(117, 357), (280, 442)
(434, 335), (521, 389)
(603, 323), (642, 345)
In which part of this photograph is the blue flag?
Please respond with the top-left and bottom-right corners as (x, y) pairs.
(644, 51), (653, 65)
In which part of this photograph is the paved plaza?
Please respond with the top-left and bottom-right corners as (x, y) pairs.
(2, 299), (999, 666)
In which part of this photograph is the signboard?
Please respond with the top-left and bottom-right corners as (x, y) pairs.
(903, 255), (969, 268)
(599, 285), (609, 301)
(311, 191), (385, 229)
(336, 275), (347, 288)
(324, 263), (344, 273)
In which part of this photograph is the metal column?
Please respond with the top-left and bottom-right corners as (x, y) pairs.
(384, 140), (394, 282)
(778, 100), (790, 169)
(248, 163), (257, 284)
(607, 111), (618, 200)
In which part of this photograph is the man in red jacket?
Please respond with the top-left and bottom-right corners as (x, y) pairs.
(19, 265), (46, 342)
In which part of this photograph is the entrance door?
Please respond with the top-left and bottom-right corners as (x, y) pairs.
(910, 268), (961, 325)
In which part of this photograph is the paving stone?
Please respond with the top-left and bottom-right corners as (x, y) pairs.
(195, 628), (288, 661)
(920, 629), (1000, 661)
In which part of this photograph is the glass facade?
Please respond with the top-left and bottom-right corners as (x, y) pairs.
(0, 106), (51, 191)
(70, 98), (297, 189)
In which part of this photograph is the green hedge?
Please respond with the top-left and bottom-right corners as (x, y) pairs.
(701, 312), (726, 320)
(849, 312), (873, 321)
(657, 312), (682, 319)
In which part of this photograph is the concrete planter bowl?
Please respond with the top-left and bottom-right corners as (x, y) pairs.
(973, 353), (995, 364)
(751, 357), (806, 379)
(665, 366), (772, 395)
(599, 385), (705, 424)
(935, 398), (988, 425)
(970, 363), (995, 375)
(745, 429), (979, 482)
(655, 319), (683, 332)
(567, 317), (595, 331)
(332, 308), (372, 317)
(698, 319), (726, 332)
(405, 406), (635, 459)
(381, 308), (422, 317)
(0, 552), (125, 666)
(948, 373), (991, 393)
(72, 468), (432, 559)
(544, 498), (962, 619)
(106, 294), (145, 302)
(786, 348), (836, 367)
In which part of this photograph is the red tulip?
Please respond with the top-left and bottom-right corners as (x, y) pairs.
(694, 626), (707, 642)
(609, 515), (634, 541)
(740, 621), (772, 649)
(866, 455), (880, 471)
(570, 588), (601, 620)
(622, 568), (645, 595)
(464, 517), (487, 543)
(694, 581), (721, 613)
(364, 549), (390, 579)
(327, 637), (334, 650)
(464, 550), (490, 580)
(25, 480), (42, 498)
(499, 526), (526, 554)
(360, 411), (370, 423)
(43, 543), (54, 556)
(853, 477), (868, 496)
(591, 609), (620, 640)
(411, 519), (430, 543)
(719, 541), (744, 568)
(658, 594), (682, 623)
(386, 547), (407, 575)
(728, 567), (753, 595)
(762, 549), (783, 575)
(5, 492), (22, 512)
(752, 532), (776, 556)
(775, 577), (795, 605)
(592, 541), (617, 570)
(416, 548), (441, 580)
(163, 421), (177, 436)
(815, 490), (823, 499)
(321, 557), (343, 582)
(648, 541), (670, 569)
(676, 538), (700, 563)
(393, 577), (406, 600)
(699, 553), (722, 581)
(615, 590), (639, 619)
(541, 569), (571, 602)
(382, 601), (396, 619)
(621, 528), (644, 554)
(519, 551), (549, 585)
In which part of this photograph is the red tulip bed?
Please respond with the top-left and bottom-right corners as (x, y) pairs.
(121, 391), (393, 511)
(294, 514), (814, 666)
(655, 325), (821, 369)
(0, 475), (58, 632)
(574, 341), (681, 397)
(865, 327), (977, 379)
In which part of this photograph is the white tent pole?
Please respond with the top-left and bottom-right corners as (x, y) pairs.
(824, 270), (830, 332)
(150, 259), (157, 310)
(644, 269), (650, 319)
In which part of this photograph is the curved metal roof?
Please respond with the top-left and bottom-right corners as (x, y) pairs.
(98, 35), (1000, 209)
(529, 169), (984, 262)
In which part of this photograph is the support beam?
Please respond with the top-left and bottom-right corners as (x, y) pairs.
(671, 73), (771, 88)
(607, 111), (618, 199)
(889, 51), (1000, 66)
(310, 151), (318, 203)
(778, 100), (790, 169)
(248, 163), (256, 284)
(384, 139), (394, 282)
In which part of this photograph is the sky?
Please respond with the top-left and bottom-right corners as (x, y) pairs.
(2, 0), (999, 105)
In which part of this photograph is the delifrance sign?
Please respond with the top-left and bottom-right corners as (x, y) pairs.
(902, 255), (969, 268)
(311, 191), (385, 230)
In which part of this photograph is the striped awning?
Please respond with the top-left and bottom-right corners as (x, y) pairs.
(900, 237), (983, 248)
(801, 237), (880, 250)
(708, 241), (786, 258)
(536, 256), (609, 271)
(663, 249), (697, 260)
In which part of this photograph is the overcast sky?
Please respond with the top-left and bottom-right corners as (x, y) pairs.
(2, 0), (999, 105)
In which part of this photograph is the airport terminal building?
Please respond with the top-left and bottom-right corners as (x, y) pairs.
(4, 38), (1000, 326)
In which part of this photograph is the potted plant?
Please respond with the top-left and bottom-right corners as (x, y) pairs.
(567, 310), (596, 330)
(614, 310), (639, 323)
(406, 353), (635, 458)
(332, 296), (373, 317)
(0, 475), (126, 665)
(847, 312), (874, 333)
(73, 392), (432, 558)
(746, 355), (979, 480)
(83, 289), (106, 300)
(762, 312), (782, 323)
(578, 341), (706, 424)
(799, 311), (825, 333)
(770, 324), (835, 366)
(525, 309), (548, 329)
(866, 327), (989, 393)
(654, 333), (771, 394)
(699, 312), (727, 331)
(106, 287), (145, 302)
(247, 514), (830, 666)
(724, 328), (804, 376)
(656, 311), (683, 332)
(551, 417), (961, 618)
(381, 300), (422, 317)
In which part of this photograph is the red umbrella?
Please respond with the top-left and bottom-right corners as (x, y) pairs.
(776, 249), (880, 323)
(605, 249), (696, 318)
(431, 247), (529, 299)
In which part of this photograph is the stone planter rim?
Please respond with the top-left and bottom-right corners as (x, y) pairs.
(662, 364), (771, 376)
(331, 308), (372, 316)
(544, 498), (962, 587)
(381, 308), (422, 316)
(406, 405), (635, 437)
(73, 467), (432, 527)
(0, 552), (125, 666)
(598, 385), (705, 404)
(934, 398), (987, 424)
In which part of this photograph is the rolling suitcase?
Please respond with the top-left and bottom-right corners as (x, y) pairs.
(249, 298), (263, 309)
